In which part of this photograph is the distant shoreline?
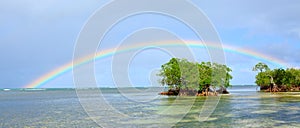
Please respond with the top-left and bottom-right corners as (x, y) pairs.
(0, 85), (258, 90)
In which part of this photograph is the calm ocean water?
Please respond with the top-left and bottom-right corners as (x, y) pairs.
(0, 86), (299, 128)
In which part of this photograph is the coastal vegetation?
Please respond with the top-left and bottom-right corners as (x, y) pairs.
(157, 58), (232, 96)
(253, 62), (300, 92)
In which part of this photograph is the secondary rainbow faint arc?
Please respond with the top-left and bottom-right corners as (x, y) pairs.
(24, 41), (288, 88)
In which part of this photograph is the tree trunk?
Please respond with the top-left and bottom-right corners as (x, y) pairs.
(269, 75), (278, 93)
(213, 87), (217, 96)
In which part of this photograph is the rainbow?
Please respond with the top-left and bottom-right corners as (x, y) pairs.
(24, 40), (289, 88)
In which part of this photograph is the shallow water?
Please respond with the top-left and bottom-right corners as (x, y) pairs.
(0, 86), (299, 127)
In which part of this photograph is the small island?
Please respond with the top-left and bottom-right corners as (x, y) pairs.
(253, 62), (300, 92)
(157, 58), (232, 96)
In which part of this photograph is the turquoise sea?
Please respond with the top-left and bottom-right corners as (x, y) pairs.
(0, 86), (299, 128)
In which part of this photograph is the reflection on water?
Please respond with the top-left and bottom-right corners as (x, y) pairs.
(0, 86), (299, 127)
(185, 86), (300, 128)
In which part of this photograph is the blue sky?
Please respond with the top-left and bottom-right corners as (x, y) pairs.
(1, 0), (300, 88)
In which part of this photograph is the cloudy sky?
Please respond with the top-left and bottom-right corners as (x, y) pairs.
(1, 0), (300, 88)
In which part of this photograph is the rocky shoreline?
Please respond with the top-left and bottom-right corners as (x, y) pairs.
(159, 88), (230, 96)
(260, 86), (300, 92)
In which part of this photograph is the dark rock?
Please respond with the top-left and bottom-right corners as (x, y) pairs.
(216, 87), (229, 94)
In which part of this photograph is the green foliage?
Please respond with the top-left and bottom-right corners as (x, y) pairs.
(211, 63), (232, 89)
(178, 59), (199, 90)
(255, 71), (271, 87)
(284, 68), (300, 87)
(272, 68), (286, 86)
(197, 62), (212, 90)
(253, 62), (300, 91)
(158, 58), (232, 92)
(252, 62), (270, 72)
(158, 58), (181, 89)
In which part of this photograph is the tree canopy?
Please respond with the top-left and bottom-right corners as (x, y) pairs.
(158, 58), (232, 95)
(252, 62), (270, 72)
(253, 62), (300, 92)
